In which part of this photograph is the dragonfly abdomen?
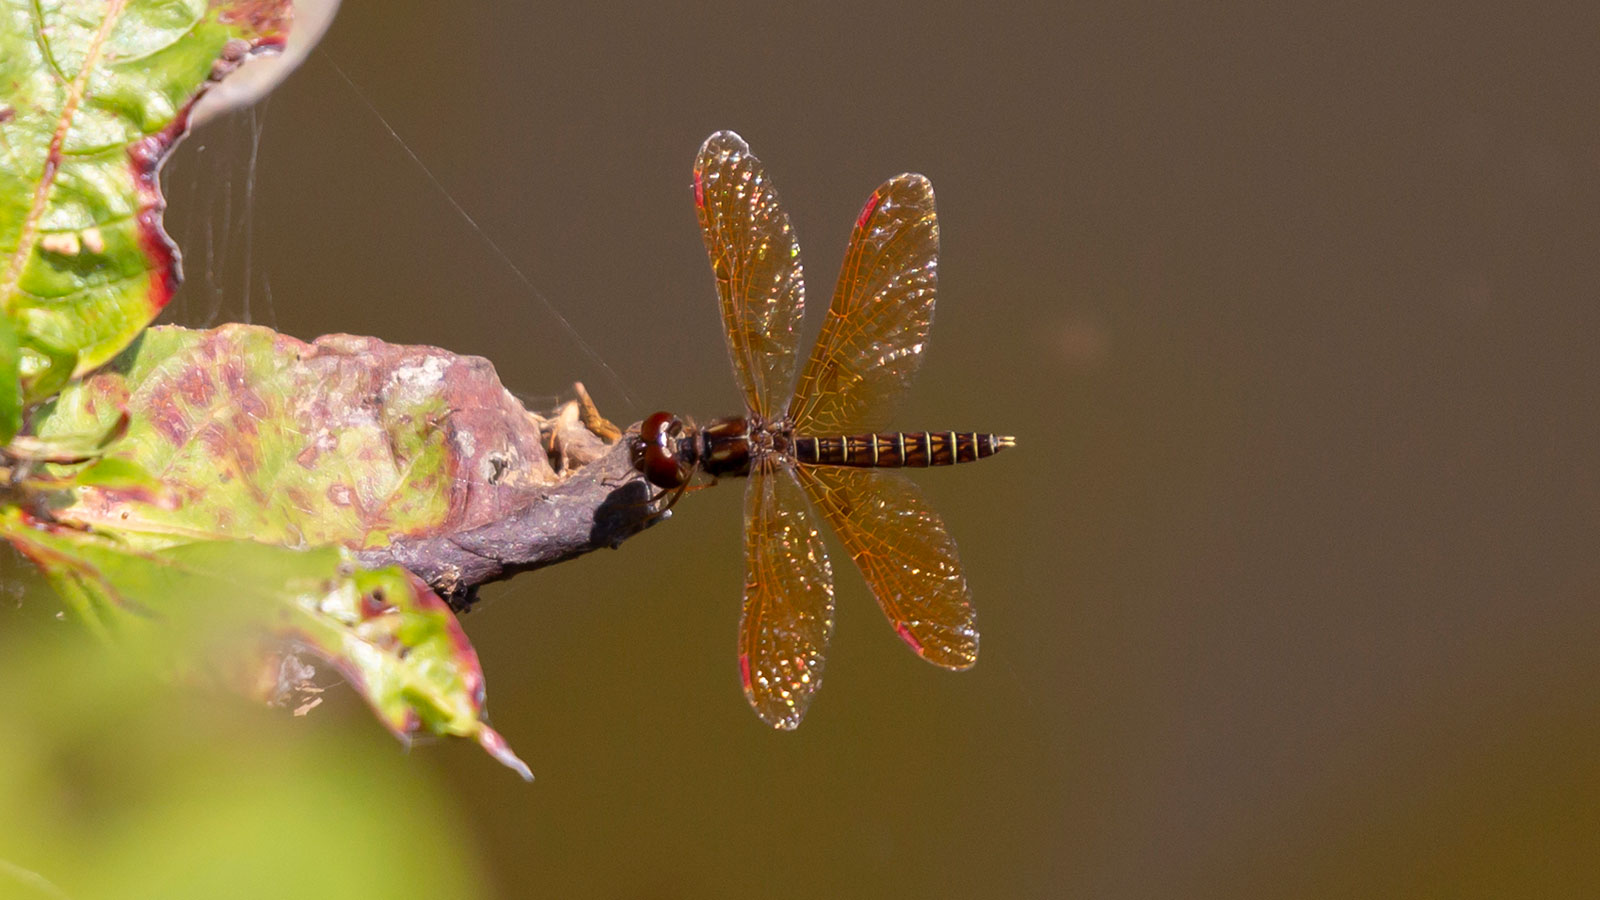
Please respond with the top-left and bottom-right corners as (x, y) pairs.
(793, 431), (1015, 468)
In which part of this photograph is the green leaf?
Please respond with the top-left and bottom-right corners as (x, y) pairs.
(0, 0), (289, 380)
(0, 635), (491, 899)
(0, 508), (533, 779)
(6, 407), (126, 463)
(69, 454), (165, 493)
(19, 336), (78, 403)
(0, 310), (19, 442)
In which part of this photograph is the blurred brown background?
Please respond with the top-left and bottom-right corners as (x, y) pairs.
(40, 1), (1600, 897)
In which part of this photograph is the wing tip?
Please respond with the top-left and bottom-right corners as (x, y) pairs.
(898, 621), (980, 670)
(765, 711), (803, 732)
(741, 652), (810, 731)
(882, 172), (935, 202)
(746, 696), (808, 732)
(699, 129), (751, 159)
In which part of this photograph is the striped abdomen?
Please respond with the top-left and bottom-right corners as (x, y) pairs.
(792, 431), (1015, 468)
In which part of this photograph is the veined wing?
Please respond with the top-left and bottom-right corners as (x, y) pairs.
(694, 131), (806, 420)
(788, 174), (937, 433)
(739, 459), (836, 729)
(796, 465), (977, 669)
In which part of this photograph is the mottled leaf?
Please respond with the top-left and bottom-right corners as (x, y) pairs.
(0, 0), (289, 389)
(0, 507), (532, 778)
(36, 323), (569, 553)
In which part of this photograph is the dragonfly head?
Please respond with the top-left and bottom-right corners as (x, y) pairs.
(633, 411), (695, 489)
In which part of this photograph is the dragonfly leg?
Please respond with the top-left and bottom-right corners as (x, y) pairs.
(642, 474), (720, 520)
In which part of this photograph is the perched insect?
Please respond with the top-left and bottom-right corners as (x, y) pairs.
(633, 131), (1014, 729)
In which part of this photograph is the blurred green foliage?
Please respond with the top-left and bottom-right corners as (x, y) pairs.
(0, 620), (491, 900)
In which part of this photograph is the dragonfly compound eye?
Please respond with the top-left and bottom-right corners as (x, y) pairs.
(636, 411), (693, 490)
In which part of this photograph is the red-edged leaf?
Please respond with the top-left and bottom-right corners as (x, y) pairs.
(0, 0), (290, 390)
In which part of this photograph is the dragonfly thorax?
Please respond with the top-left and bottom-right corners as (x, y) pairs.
(634, 411), (780, 489)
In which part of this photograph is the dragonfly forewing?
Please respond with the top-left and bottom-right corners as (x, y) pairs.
(694, 131), (807, 420)
(789, 173), (939, 434)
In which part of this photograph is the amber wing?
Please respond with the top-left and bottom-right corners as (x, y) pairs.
(693, 131), (807, 420)
(739, 459), (836, 729)
(796, 465), (977, 669)
(788, 173), (938, 434)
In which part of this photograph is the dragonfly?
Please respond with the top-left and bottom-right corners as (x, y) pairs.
(632, 131), (1014, 729)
